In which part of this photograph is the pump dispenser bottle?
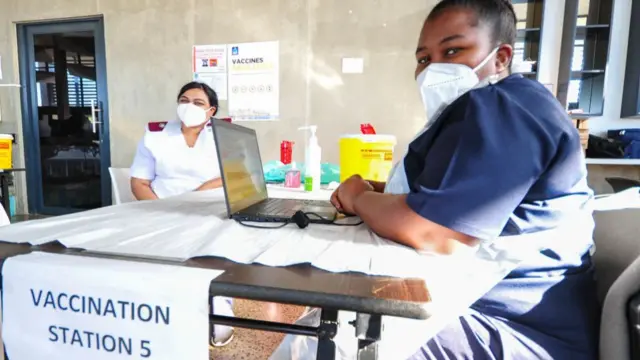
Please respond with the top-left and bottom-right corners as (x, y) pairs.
(298, 126), (321, 191)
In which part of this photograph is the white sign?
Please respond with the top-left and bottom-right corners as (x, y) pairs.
(342, 58), (364, 74)
(193, 44), (228, 100)
(227, 41), (279, 121)
(2, 252), (223, 360)
(194, 73), (228, 101)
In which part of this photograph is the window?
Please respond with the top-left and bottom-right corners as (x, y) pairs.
(34, 53), (97, 109)
(511, 0), (546, 79)
(557, 0), (614, 116)
(568, 39), (585, 105)
(66, 54), (97, 108)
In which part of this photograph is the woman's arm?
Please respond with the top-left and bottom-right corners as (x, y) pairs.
(333, 175), (476, 254)
(353, 191), (477, 254)
(195, 177), (223, 191)
(130, 136), (159, 200)
(131, 177), (159, 200)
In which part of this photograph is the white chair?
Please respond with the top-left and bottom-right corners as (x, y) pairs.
(593, 206), (640, 360)
(0, 205), (9, 226)
(108, 167), (136, 205)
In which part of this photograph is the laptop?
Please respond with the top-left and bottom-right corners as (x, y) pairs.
(211, 119), (338, 224)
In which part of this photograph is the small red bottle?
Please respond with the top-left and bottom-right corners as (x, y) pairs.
(360, 123), (377, 134)
(280, 141), (293, 164)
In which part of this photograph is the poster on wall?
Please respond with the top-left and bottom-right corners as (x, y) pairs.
(192, 44), (228, 100)
(227, 41), (279, 121)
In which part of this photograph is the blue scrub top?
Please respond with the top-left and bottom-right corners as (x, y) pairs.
(404, 74), (599, 357)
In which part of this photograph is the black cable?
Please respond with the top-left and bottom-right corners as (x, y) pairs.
(305, 212), (364, 226)
(235, 211), (363, 230)
(304, 212), (337, 222)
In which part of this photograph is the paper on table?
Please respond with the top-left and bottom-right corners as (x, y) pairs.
(0, 189), (524, 279)
(2, 252), (222, 360)
(0, 190), (528, 360)
(0, 191), (229, 259)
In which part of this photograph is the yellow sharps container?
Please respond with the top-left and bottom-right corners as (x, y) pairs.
(339, 134), (396, 183)
(0, 134), (14, 169)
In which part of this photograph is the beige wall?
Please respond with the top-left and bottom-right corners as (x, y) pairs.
(0, 0), (433, 212)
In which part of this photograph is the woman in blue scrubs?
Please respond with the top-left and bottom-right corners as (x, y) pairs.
(332, 0), (599, 358)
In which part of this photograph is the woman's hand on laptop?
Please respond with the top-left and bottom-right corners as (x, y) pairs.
(330, 188), (343, 213)
(195, 178), (223, 191)
(331, 175), (374, 215)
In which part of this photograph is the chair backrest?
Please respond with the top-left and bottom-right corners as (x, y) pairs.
(593, 209), (640, 302)
(108, 167), (136, 205)
(605, 177), (640, 193)
(594, 207), (640, 360)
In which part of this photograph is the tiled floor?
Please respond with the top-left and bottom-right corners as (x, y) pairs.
(210, 300), (306, 360)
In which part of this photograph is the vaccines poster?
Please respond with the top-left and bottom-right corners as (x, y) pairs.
(227, 41), (280, 121)
(192, 44), (228, 100)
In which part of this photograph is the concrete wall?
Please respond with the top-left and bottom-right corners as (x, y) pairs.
(2, 0), (635, 207)
(0, 0), (433, 212)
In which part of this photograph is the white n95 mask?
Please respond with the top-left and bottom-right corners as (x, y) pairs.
(177, 103), (210, 127)
(417, 47), (500, 127)
(384, 48), (501, 195)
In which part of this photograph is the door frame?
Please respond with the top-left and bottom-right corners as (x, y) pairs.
(17, 17), (112, 215)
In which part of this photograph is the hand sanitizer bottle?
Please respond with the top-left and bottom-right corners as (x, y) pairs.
(299, 125), (321, 192)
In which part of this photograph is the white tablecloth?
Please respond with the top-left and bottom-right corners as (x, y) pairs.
(0, 188), (521, 278)
(0, 188), (557, 359)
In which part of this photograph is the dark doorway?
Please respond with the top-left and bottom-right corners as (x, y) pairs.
(17, 18), (111, 215)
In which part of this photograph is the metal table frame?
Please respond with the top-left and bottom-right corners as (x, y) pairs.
(209, 308), (382, 359)
(0, 169), (25, 216)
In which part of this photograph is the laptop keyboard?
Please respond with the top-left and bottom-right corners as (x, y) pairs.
(254, 198), (332, 217)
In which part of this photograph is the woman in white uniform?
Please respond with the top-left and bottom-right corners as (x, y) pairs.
(130, 82), (235, 347)
(130, 81), (222, 200)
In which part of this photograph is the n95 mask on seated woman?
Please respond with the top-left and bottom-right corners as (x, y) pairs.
(177, 103), (209, 127)
(417, 47), (499, 127)
(385, 48), (502, 195)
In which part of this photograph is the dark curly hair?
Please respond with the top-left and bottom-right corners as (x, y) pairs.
(428, 0), (517, 47)
(177, 81), (219, 116)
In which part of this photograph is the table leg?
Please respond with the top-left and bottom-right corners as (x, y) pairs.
(355, 313), (382, 360)
(316, 309), (338, 360)
(0, 175), (8, 217)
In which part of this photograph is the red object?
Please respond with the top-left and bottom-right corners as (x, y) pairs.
(148, 122), (168, 132)
(221, 117), (232, 123)
(280, 141), (294, 165)
(360, 123), (377, 134)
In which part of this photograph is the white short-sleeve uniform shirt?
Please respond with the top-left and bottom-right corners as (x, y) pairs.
(130, 120), (221, 199)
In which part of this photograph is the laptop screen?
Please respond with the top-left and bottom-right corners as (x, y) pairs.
(213, 121), (268, 215)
